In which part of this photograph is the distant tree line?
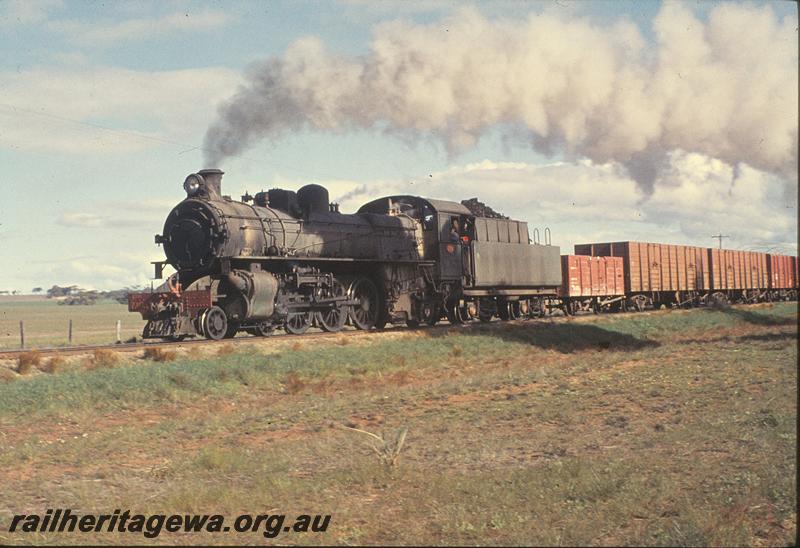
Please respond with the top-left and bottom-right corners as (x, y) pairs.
(0, 286), (141, 303)
(43, 285), (142, 305)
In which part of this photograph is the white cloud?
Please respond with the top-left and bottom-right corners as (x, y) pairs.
(0, 65), (241, 153)
(56, 198), (176, 229)
(646, 152), (797, 248)
(55, 212), (152, 229)
(0, 0), (62, 27)
(55, 213), (107, 228)
(45, 8), (232, 46)
(338, 0), (455, 16)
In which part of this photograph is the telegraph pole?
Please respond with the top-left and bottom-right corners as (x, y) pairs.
(711, 233), (729, 249)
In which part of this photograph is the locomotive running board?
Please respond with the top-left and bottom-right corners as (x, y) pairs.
(464, 288), (559, 297)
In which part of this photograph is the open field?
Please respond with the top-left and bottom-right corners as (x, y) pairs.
(0, 297), (146, 349)
(0, 303), (796, 545)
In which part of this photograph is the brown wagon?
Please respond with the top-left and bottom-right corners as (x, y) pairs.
(708, 249), (770, 302)
(559, 255), (625, 313)
(574, 241), (711, 310)
(767, 254), (799, 300)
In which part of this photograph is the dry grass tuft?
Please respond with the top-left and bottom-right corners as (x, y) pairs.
(389, 370), (410, 385)
(283, 372), (306, 395)
(342, 425), (409, 468)
(216, 343), (235, 356)
(85, 349), (120, 369)
(40, 354), (66, 374)
(310, 378), (334, 394)
(290, 341), (303, 352)
(450, 345), (463, 357)
(185, 347), (203, 359)
(337, 336), (350, 346)
(143, 347), (177, 362)
(0, 368), (17, 382)
(17, 351), (41, 374)
(392, 355), (406, 367)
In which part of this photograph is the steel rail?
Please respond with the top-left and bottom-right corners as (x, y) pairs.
(0, 301), (793, 360)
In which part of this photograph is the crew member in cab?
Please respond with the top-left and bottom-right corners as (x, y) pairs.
(451, 216), (473, 244)
(450, 218), (461, 243)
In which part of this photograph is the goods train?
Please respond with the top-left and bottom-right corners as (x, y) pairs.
(128, 169), (798, 340)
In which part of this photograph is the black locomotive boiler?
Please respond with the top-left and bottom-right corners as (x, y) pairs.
(128, 169), (562, 339)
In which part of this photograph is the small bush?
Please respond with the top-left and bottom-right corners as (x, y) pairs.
(40, 355), (65, 374)
(17, 351), (41, 374)
(283, 372), (305, 394)
(86, 349), (120, 369)
(168, 372), (192, 389)
(143, 347), (177, 362)
(217, 343), (235, 356)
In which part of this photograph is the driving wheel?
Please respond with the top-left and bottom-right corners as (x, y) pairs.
(285, 311), (311, 335)
(348, 277), (381, 330)
(202, 306), (228, 341)
(317, 281), (347, 332)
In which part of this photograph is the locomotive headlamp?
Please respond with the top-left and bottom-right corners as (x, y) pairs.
(183, 173), (204, 196)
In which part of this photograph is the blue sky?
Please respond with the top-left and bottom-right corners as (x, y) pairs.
(0, 0), (797, 292)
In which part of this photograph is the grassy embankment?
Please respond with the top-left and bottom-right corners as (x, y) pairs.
(0, 303), (796, 545)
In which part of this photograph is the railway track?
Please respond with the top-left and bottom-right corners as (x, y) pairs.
(0, 325), (394, 359)
(1, 301), (792, 360)
(0, 310), (575, 359)
(0, 319), (482, 359)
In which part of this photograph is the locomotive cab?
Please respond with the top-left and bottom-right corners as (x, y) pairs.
(358, 195), (474, 281)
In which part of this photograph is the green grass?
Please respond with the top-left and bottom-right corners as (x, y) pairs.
(0, 302), (796, 545)
(3, 303), (794, 419)
(0, 297), (146, 349)
(0, 334), (517, 417)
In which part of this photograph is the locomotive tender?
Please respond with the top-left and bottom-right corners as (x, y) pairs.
(129, 169), (562, 340)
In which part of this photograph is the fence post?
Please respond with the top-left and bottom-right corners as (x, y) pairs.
(68, 319), (73, 345)
(19, 320), (24, 350)
(116, 320), (121, 344)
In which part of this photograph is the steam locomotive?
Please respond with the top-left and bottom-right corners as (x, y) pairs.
(128, 169), (562, 340)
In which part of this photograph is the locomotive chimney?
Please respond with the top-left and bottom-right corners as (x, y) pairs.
(198, 168), (224, 199)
